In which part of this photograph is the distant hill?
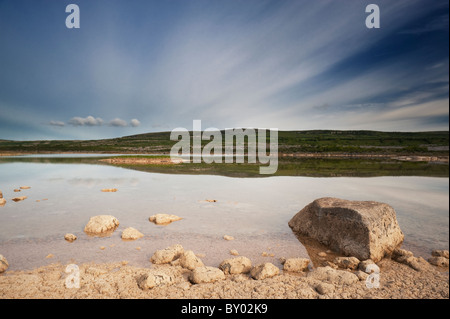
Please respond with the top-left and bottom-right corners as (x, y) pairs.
(0, 130), (448, 155)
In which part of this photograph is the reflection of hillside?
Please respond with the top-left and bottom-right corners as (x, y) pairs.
(0, 156), (448, 178)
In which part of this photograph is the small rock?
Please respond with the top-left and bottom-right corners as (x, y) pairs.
(431, 250), (449, 259)
(84, 215), (120, 236)
(64, 233), (77, 242)
(392, 248), (429, 271)
(334, 257), (360, 270)
(283, 258), (310, 272)
(121, 227), (144, 240)
(308, 266), (358, 285)
(46, 254), (54, 259)
(355, 270), (369, 281)
(318, 252), (327, 257)
(0, 198), (6, 206)
(151, 244), (184, 264)
(13, 189), (21, 192)
(261, 252), (269, 257)
(101, 188), (117, 192)
(99, 246), (106, 250)
(0, 190), (3, 198)
(86, 267), (108, 276)
(178, 250), (204, 270)
(392, 248), (414, 263)
(230, 249), (239, 256)
(250, 263), (280, 280)
(137, 270), (176, 290)
(219, 256), (252, 275)
(428, 256), (449, 267)
(189, 266), (225, 284)
(315, 282), (335, 295)
(20, 186), (31, 190)
(358, 259), (376, 273)
(223, 235), (234, 241)
(11, 196), (27, 202)
(0, 255), (8, 273)
(149, 214), (182, 225)
(205, 199), (217, 202)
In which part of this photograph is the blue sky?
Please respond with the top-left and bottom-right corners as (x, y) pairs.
(0, 0), (448, 140)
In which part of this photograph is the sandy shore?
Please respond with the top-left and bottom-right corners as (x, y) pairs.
(1, 253), (448, 299)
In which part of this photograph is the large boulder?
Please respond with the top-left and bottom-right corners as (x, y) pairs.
(84, 215), (120, 236)
(289, 197), (404, 262)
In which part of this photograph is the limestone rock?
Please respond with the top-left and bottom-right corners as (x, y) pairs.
(101, 188), (117, 192)
(12, 196), (27, 202)
(289, 197), (404, 262)
(283, 258), (310, 272)
(20, 186), (31, 190)
(223, 235), (234, 241)
(250, 263), (280, 280)
(137, 270), (176, 290)
(230, 249), (239, 256)
(121, 227), (144, 240)
(151, 244), (184, 264)
(0, 255), (8, 273)
(219, 256), (252, 275)
(0, 198), (6, 206)
(64, 233), (77, 242)
(355, 270), (369, 281)
(358, 259), (377, 273)
(314, 282), (335, 295)
(149, 214), (182, 225)
(0, 190), (3, 198)
(334, 257), (360, 270)
(84, 215), (119, 236)
(178, 250), (204, 270)
(428, 256), (449, 268)
(189, 266), (225, 284)
(392, 248), (429, 271)
(308, 266), (358, 285)
(431, 250), (449, 259)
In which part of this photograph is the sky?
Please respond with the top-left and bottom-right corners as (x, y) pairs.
(0, 0), (448, 140)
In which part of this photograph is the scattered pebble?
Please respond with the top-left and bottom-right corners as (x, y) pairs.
(223, 235), (234, 241)
(100, 246), (106, 250)
(20, 186), (31, 190)
(12, 196), (27, 202)
(13, 189), (21, 192)
(318, 252), (327, 257)
(230, 249), (239, 256)
(149, 214), (182, 225)
(46, 254), (54, 259)
(64, 233), (77, 243)
(101, 188), (117, 192)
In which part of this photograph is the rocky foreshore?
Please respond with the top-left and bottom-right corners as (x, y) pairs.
(0, 244), (448, 299)
(1, 197), (448, 299)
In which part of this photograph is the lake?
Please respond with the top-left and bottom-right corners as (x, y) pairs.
(0, 155), (448, 271)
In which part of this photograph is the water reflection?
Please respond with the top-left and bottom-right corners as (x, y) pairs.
(0, 159), (448, 269)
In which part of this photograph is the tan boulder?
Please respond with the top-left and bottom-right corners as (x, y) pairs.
(84, 215), (119, 236)
(177, 250), (204, 270)
(64, 233), (77, 242)
(12, 196), (27, 202)
(219, 256), (252, 275)
(308, 266), (359, 285)
(189, 266), (225, 284)
(289, 197), (404, 262)
(432, 250), (449, 259)
(250, 263), (279, 280)
(151, 244), (184, 264)
(121, 227), (144, 240)
(428, 257), (449, 267)
(137, 270), (176, 290)
(283, 258), (310, 272)
(149, 214), (182, 225)
(334, 257), (360, 270)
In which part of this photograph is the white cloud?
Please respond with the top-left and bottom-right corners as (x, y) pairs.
(130, 119), (141, 127)
(49, 120), (65, 127)
(68, 116), (103, 126)
(109, 118), (128, 127)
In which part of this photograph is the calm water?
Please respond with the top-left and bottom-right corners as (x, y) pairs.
(0, 158), (448, 270)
